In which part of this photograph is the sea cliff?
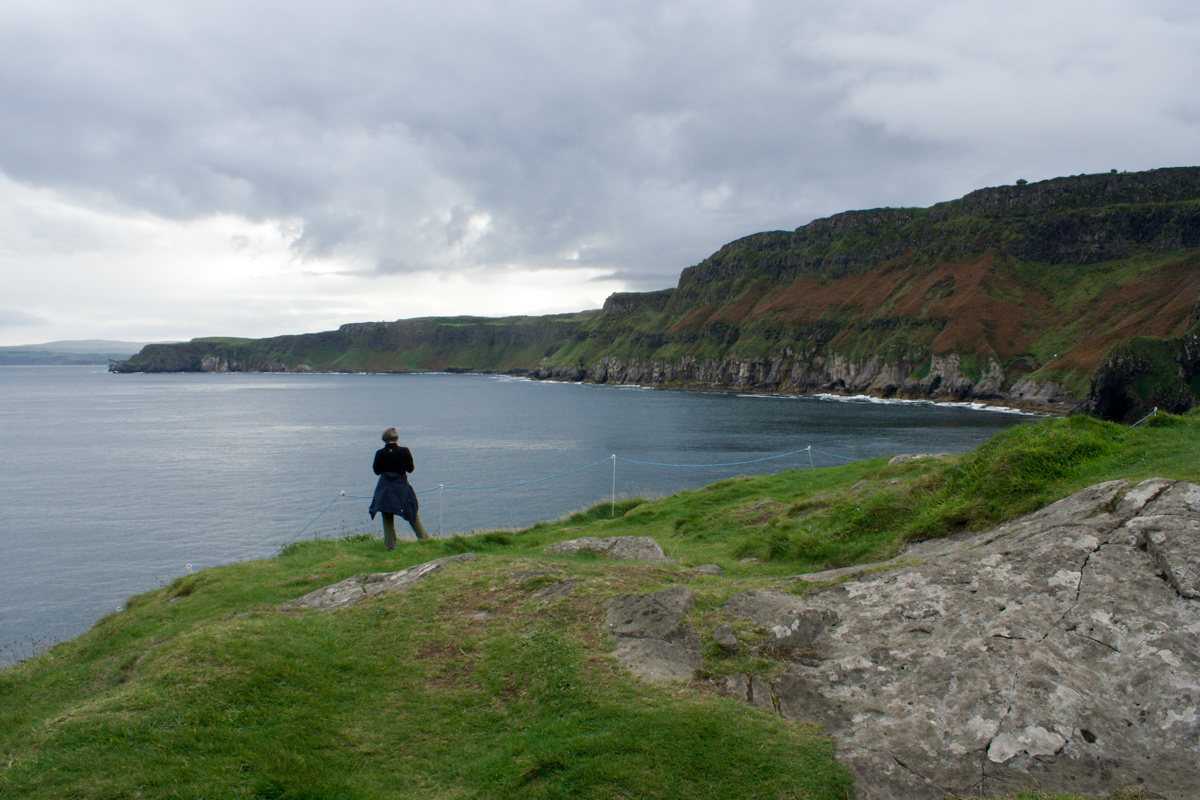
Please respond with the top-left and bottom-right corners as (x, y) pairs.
(533, 351), (1066, 410)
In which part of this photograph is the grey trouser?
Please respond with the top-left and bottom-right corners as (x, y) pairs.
(381, 512), (430, 549)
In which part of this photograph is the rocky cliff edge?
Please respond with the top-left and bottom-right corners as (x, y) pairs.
(716, 478), (1200, 799)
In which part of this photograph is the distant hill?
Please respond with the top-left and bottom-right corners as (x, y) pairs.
(1, 340), (157, 366)
(113, 167), (1200, 421)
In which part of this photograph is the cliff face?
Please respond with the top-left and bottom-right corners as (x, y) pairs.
(112, 168), (1200, 418)
(1089, 333), (1200, 422)
(534, 351), (1067, 409)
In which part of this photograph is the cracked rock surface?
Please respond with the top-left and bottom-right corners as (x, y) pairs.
(602, 585), (701, 683)
(725, 479), (1200, 800)
(280, 554), (477, 611)
(545, 536), (674, 564)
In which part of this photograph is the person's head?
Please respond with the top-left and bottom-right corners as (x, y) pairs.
(381, 427), (399, 443)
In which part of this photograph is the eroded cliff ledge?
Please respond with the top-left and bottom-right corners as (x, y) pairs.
(533, 351), (1074, 411)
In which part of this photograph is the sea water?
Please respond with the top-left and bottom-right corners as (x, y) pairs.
(0, 366), (1033, 651)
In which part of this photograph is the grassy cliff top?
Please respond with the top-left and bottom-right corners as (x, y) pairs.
(3, 411), (1198, 798)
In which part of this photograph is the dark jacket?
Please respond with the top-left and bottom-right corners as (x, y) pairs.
(373, 442), (415, 475)
(369, 443), (418, 522)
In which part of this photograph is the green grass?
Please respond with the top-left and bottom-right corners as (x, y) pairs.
(504, 412), (1197, 577)
(190, 336), (257, 345)
(0, 542), (850, 799)
(4, 412), (1200, 798)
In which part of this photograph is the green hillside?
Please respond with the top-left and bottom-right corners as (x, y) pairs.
(539, 169), (1200, 408)
(112, 168), (1200, 421)
(113, 314), (596, 375)
(0, 340), (151, 365)
(4, 412), (1198, 798)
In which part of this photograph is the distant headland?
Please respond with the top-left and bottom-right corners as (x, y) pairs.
(2, 340), (156, 366)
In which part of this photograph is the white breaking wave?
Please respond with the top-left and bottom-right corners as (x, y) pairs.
(736, 391), (1044, 416)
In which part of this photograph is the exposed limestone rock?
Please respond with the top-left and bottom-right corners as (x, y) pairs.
(507, 568), (561, 582)
(789, 530), (1007, 585)
(1007, 378), (1068, 408)
(887, 452), (952, 466)
(726, 672), (778, 712)
(689, 564), (724, 576)
(280, 554), (477, 612)
(1127, 480), (1200, 599)
(608, 638), (701, 684)
(534, 350), (1073, 410)
(724, 591), (838, 658)
(712, 622), (740, 654)
(724, 479), (1200, 800)
(604, 585), (696, 641)
(532, 579), (584, 602)
(973, 358), (1007, 397)
(912, 353), (979, 398)
(602, 585), (701, 683)
(545, 536), (674, 564)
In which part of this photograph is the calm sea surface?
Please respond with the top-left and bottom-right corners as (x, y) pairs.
(0, 366), (1034, 650)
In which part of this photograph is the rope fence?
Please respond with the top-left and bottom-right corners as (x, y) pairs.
(274, 444), (863, 554)
(1131, 407), (1158, 427)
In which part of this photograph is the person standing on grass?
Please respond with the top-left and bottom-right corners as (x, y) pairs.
(369, 427), (430, 548)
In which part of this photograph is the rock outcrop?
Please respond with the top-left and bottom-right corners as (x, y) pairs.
(545, 536), (674, 564)
(280, 554), (477, 611)
(722, 479), (1200, 799)
(602, 585), (702, 683)
(1088, 333), (1200, 422)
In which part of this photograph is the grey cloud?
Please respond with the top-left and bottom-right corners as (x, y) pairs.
(1, 0), (1197, 292)
(586, 269), (679, 291)
(0, 308), (49, 328)
(373, 256), (420, 276)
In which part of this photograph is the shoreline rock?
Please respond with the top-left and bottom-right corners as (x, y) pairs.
(532, 351), (1078, 414)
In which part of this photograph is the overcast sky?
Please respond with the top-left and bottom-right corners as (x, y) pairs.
(1, 0), (1197, 345)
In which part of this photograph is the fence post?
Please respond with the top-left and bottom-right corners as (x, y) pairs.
(438, 484), (444, 536)
(611, 454), (617, 517)
(806, 445), (814, 469)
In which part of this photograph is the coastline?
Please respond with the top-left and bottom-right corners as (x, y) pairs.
(109, 360), (1075, 416)
(526, 371), (1071, 416)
